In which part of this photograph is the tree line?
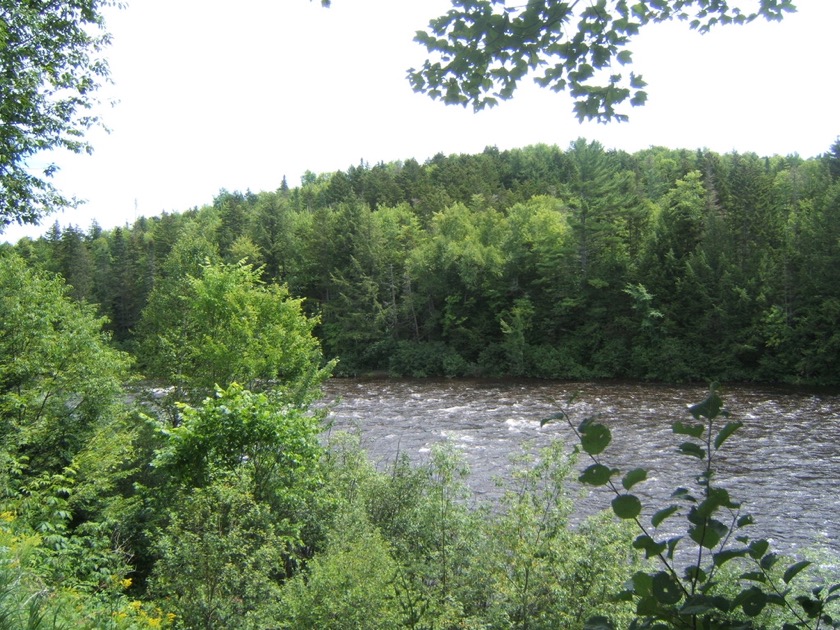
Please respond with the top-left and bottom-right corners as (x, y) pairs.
(3, 138), (839, 627)
(0, 248), (646, 627)
(8, 138), (840, 385)
(1, 248), (836, 628)
(5, 2), (837, 625)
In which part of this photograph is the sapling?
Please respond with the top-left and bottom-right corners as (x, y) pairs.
(543, 385), (839, 629)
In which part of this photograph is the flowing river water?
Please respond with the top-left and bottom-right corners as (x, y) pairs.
(319, 379), (840, 558)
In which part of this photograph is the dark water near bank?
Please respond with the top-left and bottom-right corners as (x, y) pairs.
(319, 379), (839, 557)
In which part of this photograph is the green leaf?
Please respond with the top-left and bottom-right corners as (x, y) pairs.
(622, 467), (647, 490)
(696, 487), (738, 517)
(748, 539), (769, 559)
(680, 595), (716, 615)
(708, 595), (731, 613)
(635, 595), (659, 616)
(579, 463), (616, 486)
(580, 421), (611, 455)
(689, 388), (723, 420)
(760, 553), (779, 571)
(795, 595), (822, 618)
(738, 587), (767, 616)
(689, 518), (727, 549)
(740, 570), (767, 583)
(540, 411), (566, 427)
(651, 505), (679, 527)
(714, 548), (748, 567)
(652, 571), (683, 605)
(783, 560), (811, 584)
(616, 50), (632, 65)
(671, 487), (696, 502)
(612, 493), (642, 519)
(666, 536), (682, 559)
(633, 535), (666, 558)
(678, 442), (705, 459)
(631, 571), (653, 597)
(673, 421), (704, 438)
(683, 565), (707, 583)
(714, 421), (743, 449)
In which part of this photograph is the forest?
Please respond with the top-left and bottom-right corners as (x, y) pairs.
(4, 0), (839, 625)
(7, 139), (840, 385)
(2, 139), (840, 629)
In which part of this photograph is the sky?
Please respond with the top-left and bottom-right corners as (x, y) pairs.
(4, 0), (839, 243)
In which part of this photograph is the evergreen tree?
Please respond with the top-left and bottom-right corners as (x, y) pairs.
(55, 224), (94, 302)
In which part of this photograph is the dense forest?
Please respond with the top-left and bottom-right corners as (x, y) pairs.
(2, 139), (840, 628)
(7, 139), (840, 385)
(4, 1), (838, 625)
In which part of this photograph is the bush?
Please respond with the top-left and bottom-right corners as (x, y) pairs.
(280, 509), (402, 630)
(388, 341), (471, 377)
(149, 476), (289, 629)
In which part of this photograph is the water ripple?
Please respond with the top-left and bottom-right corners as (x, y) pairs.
(319, 379), (840, 556)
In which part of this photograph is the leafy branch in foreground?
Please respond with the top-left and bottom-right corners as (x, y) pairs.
(0, 0), (117, 228)
(544, 385), (840, 629)
(408, 0), (795, 121)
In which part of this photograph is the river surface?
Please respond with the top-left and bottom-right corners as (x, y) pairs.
(319, 379), (840, 558)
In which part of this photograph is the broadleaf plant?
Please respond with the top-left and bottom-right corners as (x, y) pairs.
(549, 385), (840, 629)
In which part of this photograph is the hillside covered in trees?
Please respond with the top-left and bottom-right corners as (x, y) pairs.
(9, 139), (840, 385)
(3, 139), (840, 628)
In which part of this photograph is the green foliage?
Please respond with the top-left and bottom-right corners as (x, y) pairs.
(146, 383), (329, 625)
(156, 383), (325, 513)
(0, 515), (166, 630)
(0, 253), (175, 627)
(0, 0), (115, 227)
(149, 475), (288, 630)
(388, 340), (472, 377)
(0, 256), (167, 626)
(500, 297), (535, 376)
(313, 433), (643, 630)
(0, 252), (130, 478)
(548, 386), (840, 629)
(482, 442), (638, 628)
(138, 258), (333, 409)
(4, 133), (840, 627)
(280, 509), (402, 630)
(414, 444), (480, 602)
(408, 0), (793, 121)
(14, 140), (840, 384)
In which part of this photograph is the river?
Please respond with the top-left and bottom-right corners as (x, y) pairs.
(319, 378), (840, 558)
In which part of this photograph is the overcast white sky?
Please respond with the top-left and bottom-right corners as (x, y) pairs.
(5, 0), (839, 242)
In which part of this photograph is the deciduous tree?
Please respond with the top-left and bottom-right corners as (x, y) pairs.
(0, 0), (115, 228)
(138, 257), (333, 409)
(408, 0), (794, 121)
(0, 251), (129, 478)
